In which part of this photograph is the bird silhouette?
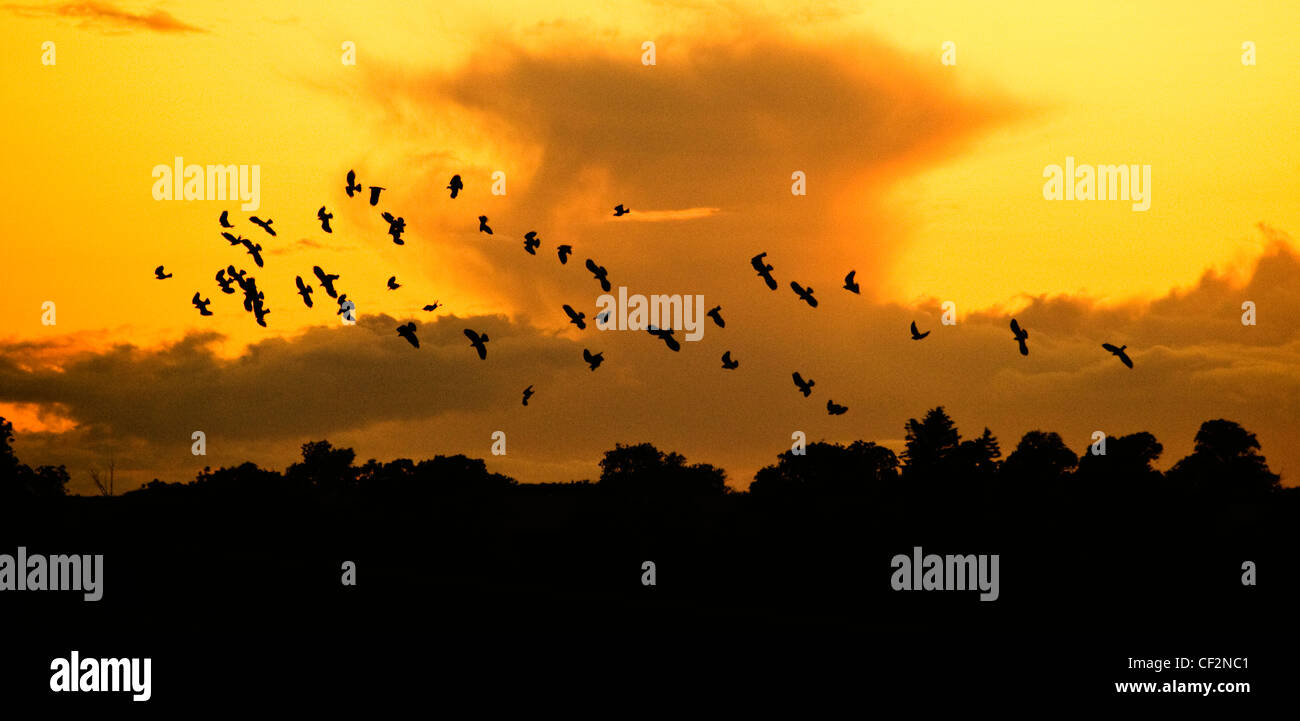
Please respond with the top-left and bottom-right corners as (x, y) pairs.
(826, 400), (848, 416)
(154, 266), (172, 280)
(596, 310), (612, 326)
(792, 372), (815, 397)
(219, 210), (234, 228)
(447, 174), (462, 199)
(368, 186), (384, 206)
(396, 322), (419, 348)
(192, 292), (212, 316)
(721, 351), (739, 370)
(556, 244), (573, 264)
(478, 215), (493, 234)
(707, 305), (725, 328)
(613, 204), (630, 216)
(345, 169), (362, 197)
(563, 304), (587, 330)
(215, 269), (235, 294)
(843, 270), (860, 294)
(583, 348), (604, 371)
(910, 321), (930, 340)
(221, 232), (245, 246)
(240, 238), (264, 267)
(249, 216), (275, 236)
(790, 281), (818, 308)
(313, 265), (340, 298)
(523, 231), (540, 255)
(387, 276), (400, 290)
(464, 329), (489, 360)
(522, 385), (534, 406)
(317, 206), (333, 233)
(1102, 343), (1134, 369)
(241, 279), (262, 311)
(585, 259), (611, 292)
(750, 252), (777, 290)
(647, 325), (681, 352)
(252, 302), (270, 327)
(295, 276), (313, 307)
(227, 265), (248, 289)
(422, 302), (441, 312)
(1010, 318), (1029, 356)
(380, 211), (406, 245)
(336, 294), (355, 322)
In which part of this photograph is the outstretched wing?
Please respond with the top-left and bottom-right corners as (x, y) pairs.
(1102, 343), (1119, 353)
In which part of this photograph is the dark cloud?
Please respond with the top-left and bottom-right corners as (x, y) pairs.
(5, 2), (206, 33)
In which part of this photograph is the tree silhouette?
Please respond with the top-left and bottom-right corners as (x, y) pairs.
(901, 406), (962, 482)
(1076, 431), (1163, 499)
(0, 415), (70, 500)
(1167, 419), (1280, 499)
(286, 439), (358, 495)
(1000, 430), (1078, 493)
(598, 443), (727, 499)
(750, 440), (899, 499)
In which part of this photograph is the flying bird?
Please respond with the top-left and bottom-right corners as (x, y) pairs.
(707, 306), (725, 328)
(422, 302), (441, 312)
(154, 266), (172, 280)
(563, 304), (587, 330)
(295, 276), (313, 307)
(227, 265), (248, 288)
(447, 175), (463, 199)
(613, 204), (630, 216)
(221, 232), (244, 246)
(396, 322), (419, 348)
(750, 252), (777, 290)
(523, 231), (540, 255)
(721, 351), (739, 370)
(1010, 318), (1029, 356)
(317, 206), (333, 233)
(252, 302), (270, 327)
(1102, 343), (1134, 369)
(826, 400), (849, 416)
(249, 216), (275, 236)
(648, 325), (681, 352)
(191, 292), (212, 316)
(522, 385), (534, 406)
(215, 269), (235, 294)
(464, 329), (489, 360)
(381, 211), (405, 244)
(241, 238), (264, 267)
(478, 215), (493, 235)
(219, 210), (234, 228)
(336, 294), (353, 316)
(345, 170), (362, 197)
(556, 244), (573, 264)
(790, 281), (818, 308)
(596, 310), (612, 326)
(313, 265), (340, 298)
(585, 259), (611, 292)
(910, 321), (930, 340)
(792, 372), (815, 397)
(368, 186), (384, 206)
(843, 270), (860, 294)
(583, 348), (604, 371)
(387, 276), (400, 290)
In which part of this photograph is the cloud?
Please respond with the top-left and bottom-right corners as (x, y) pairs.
(4, 2), (205, 34)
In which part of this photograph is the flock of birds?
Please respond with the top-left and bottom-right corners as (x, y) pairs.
(153, 170), (1135, 416)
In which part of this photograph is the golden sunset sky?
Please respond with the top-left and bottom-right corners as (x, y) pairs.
(2, 0), (1297, 493)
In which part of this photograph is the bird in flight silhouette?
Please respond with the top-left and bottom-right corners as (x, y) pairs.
(585, 259), (611, 292)
(387, 276), (401, 291)
(221, 232), (245, 246)
(241, 238), (264, 267)
(464, 329), (489, 360)
(368, 186), (384, 206)
(563, 304), (587, 330)
(707, 305), (725, 328)
(215, 269), (235, 294)
(613, 204), (630, 216)
(792, 372), (815, 397)
(380, 211), (406, 245)
(648, 325), (681, 352)
(1010, 318), (1029, 356)
(345, 170), (362, 197)
(1102, 343), (1134, 369)
(843, 270), (860, 294)
(422, 301), (441, 312)
(750, 252), (777, 290)
(154, 266), (172, 280)
(790, 281), (818, 308)
(192, 292), (212, 316)
(219, 210), (234, 228)
(396, 322), (419, 348)
(522, 385), (534, 406)
(826, 400), (848, 416)
(447, 175), (462, 199)
(524, 231), (540, 255)
(249, 216), (275, 236)
(295, 276), (313, 307)
(313, 265), (340, 298)
(596, 310), (612, 326)
(910, 321), (930, 340)
(478, 215), (493, 235)
(721, 351), (739, 370)
(252, 301), (270, 327)
(227, 265), (248, 289)
(583, 348), (604, 371)
(556, 244), (573, 265)
(317, 206), (333, 233)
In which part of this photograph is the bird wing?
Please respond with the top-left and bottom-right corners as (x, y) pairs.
(1010, 318), (1022, 335)
(911, 321), (919, 335)
(1120, 353), (1133, 368)
(1102, 343), (1119, 353)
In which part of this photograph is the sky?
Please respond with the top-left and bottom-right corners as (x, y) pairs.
(1, 0), (1297, 493)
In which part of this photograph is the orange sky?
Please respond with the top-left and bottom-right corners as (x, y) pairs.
(2, 1), (1297, 493)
